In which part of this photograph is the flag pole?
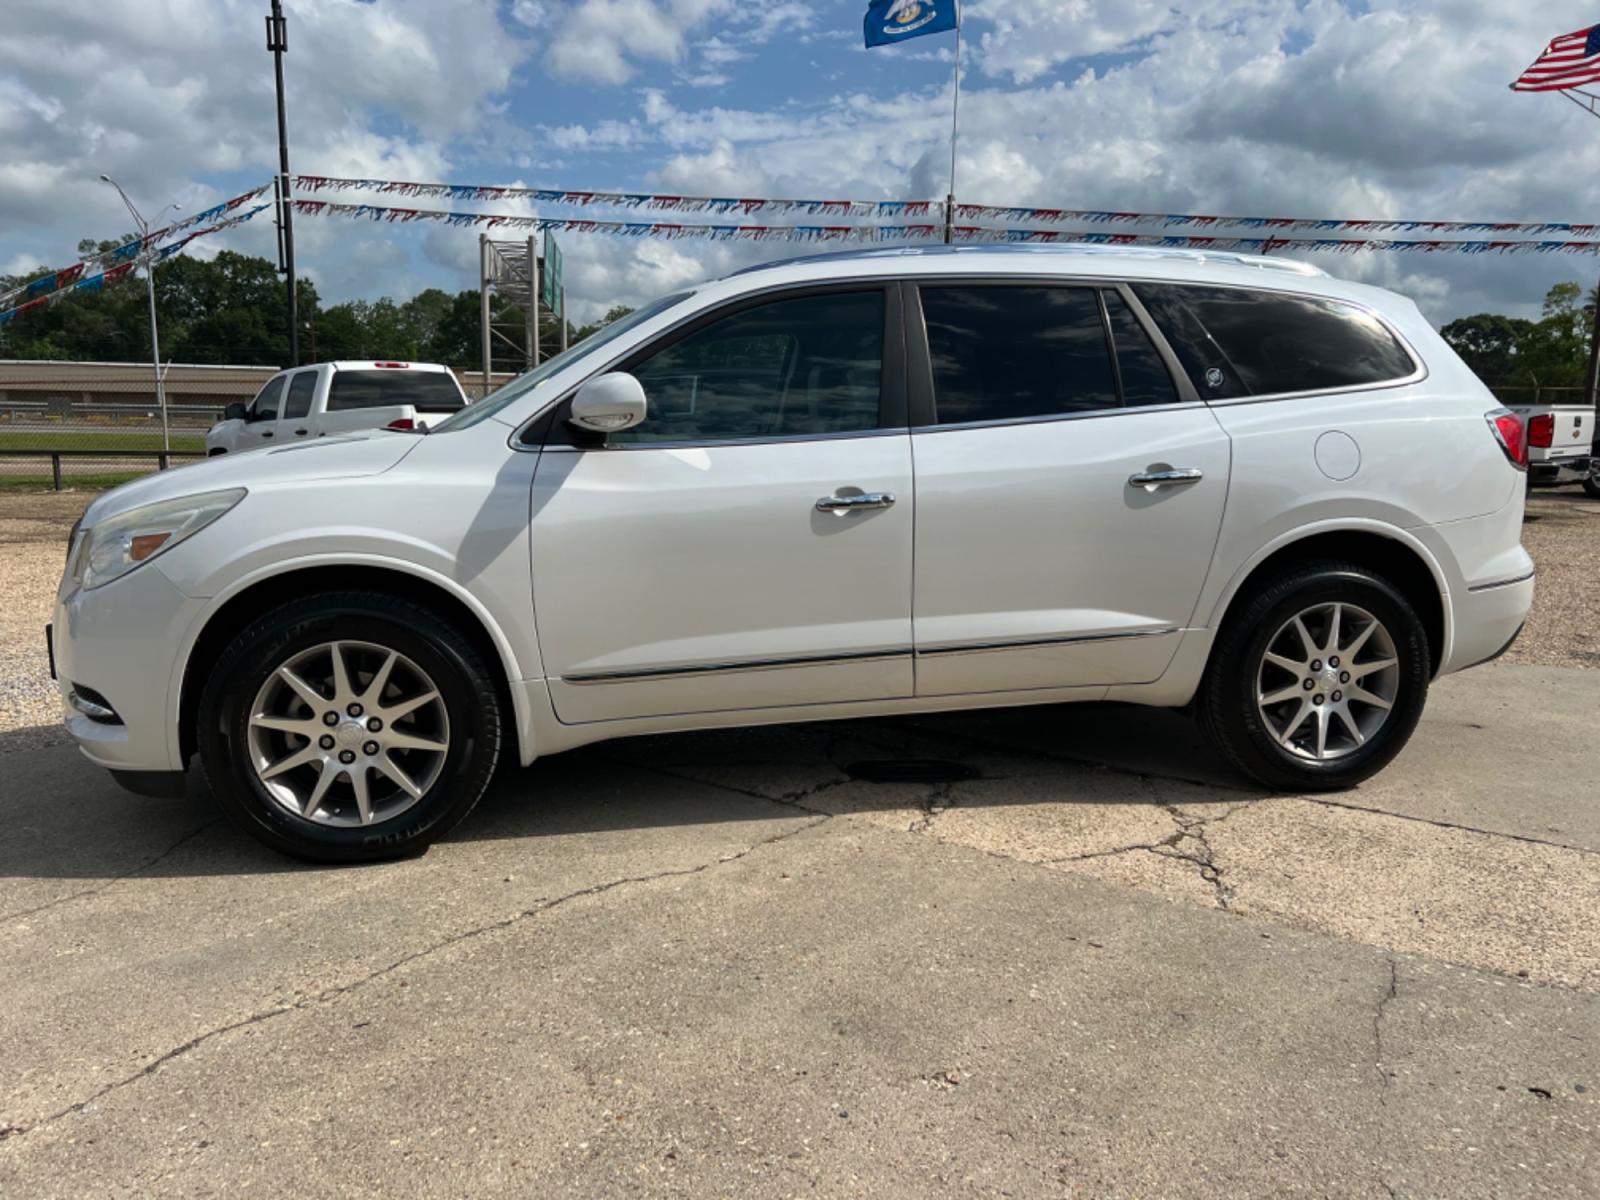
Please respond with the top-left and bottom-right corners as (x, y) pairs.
(944, 1), (962, 245)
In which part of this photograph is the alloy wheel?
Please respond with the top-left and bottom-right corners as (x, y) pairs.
(1255, 602), (1399, 762)
(245, 640), (451, 827)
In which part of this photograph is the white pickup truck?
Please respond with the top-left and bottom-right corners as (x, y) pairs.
(1507, 399), (1598, 498)
(207, 361), (469, 455)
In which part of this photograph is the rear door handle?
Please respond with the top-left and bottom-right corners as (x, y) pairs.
(1128, 468), (1202, 489)
(816, 492), (896, 512)
(294, 429), (308, 436)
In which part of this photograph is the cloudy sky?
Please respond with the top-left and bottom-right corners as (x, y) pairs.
(5, 0), (1600, 328)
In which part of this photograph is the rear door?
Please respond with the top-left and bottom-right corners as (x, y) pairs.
(530, 283), (915, 723)
(908, 281), (1231, 696)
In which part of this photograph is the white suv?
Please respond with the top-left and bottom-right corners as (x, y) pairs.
(51, 245), (1536, 862)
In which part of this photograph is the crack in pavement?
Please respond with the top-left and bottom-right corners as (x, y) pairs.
(1, 813), (829, 1141)
(1371, 957), (1401, 1200)
(1295, 795), (1599, 858)
(0, 820), (221, 926)
(907, 782), (954, 835)
(1373, 956), (1399, 1099)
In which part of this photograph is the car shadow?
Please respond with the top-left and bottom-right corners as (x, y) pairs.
(0, 703), (1256, 884)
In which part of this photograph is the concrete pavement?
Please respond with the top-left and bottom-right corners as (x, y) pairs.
(1, 662), (1596, 1197)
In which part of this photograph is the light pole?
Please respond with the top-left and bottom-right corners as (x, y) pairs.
(267, 1), (298, 365)
(100, 174), (179, 457)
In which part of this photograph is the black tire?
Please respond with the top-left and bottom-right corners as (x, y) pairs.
(1198, 561), (1431, 791)
(197, 591), (503, 862)
(1583, 464), (1600, 499)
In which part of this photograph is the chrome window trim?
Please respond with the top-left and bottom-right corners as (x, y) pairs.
(561, 647), (911, 685)
(908, 400), (1199, 435)
(538, 426), (913, 454)
(914, 628), (1179, 657)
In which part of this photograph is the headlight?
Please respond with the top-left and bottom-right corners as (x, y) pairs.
(72, 489), (246, 590)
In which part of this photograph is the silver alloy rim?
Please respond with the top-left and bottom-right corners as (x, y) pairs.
(246, 640), (450, 827)
(1255, 602), (1399, 762)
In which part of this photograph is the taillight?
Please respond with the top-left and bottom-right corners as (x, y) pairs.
(374, 361), (409, 369)
(385, 417), (415, 431)
(1526, 413), (1554, 448)
(1486, 408), (1527, 470)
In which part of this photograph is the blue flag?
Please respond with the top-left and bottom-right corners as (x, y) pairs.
(863, 0), (958, 48)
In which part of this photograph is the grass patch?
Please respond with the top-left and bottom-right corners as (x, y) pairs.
(0, 430), (208, 453)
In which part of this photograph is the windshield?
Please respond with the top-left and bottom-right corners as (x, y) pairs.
(431, 291), (695, 432)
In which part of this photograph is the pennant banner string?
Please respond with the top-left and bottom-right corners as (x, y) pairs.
(293, 174), (1600, 238)
(0, 203), (272, 327)
(0, 182), (273, 310)
(289, 198), (1600, 256)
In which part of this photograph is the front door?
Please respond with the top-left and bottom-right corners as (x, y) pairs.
(531, 284), (915, 723)
(907, 281), (1231, 696)
(239, 374), (286, 450)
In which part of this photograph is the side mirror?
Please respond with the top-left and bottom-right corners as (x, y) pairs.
(224, 402), (248, 422)
(568, 373), (648, 435)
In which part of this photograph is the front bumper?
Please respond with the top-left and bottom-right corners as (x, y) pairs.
(53, 564), (205, 774)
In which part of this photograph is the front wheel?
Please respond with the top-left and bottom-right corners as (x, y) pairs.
(1198, 561), (1431, 791)
(197, 592), (503, 862)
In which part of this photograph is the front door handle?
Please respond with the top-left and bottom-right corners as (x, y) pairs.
(1128, 468), (1202, 490)
(816, 491), (896, 513)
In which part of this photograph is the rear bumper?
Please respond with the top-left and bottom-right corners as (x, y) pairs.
(1529, 454), (1591, 484)
(1444, 572), (1536, 675)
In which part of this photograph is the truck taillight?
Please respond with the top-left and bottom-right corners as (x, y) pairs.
(1526, 413), (1554, 448)
(374, 361), (409, 369)
(386, 417), (415, 431)
(1486, 409), (1528, 470)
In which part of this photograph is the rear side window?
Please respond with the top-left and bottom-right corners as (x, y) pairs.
(282, 371), (317, 420)
(327, 370), (466, 412)
(920, 286), (1117, 424)
(1133, 284), (1416, 398)
(1105, 291), (1180, 408)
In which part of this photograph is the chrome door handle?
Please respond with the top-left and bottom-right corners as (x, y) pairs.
(1128, 468), (1203, 489)
(816, 491), (896, 512)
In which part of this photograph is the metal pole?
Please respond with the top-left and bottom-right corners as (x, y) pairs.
(944, 1), (962, 245)
(531, 238), (542, 367)
(145, 261), (170, 455)
(560, 288), (569, 352)
(267, 2), (298, 365)
(479, 234), (492, 396)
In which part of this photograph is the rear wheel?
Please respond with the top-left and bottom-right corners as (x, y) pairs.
(197, 592), (502, 862)
(1198, 561), (1431, 791)
(1583, 460), (1600, 499)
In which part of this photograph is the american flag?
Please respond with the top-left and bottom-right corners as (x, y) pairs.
(1512, 24), (1600, 92)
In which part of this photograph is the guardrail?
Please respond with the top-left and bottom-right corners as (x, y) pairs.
(2, 448), (205, 490)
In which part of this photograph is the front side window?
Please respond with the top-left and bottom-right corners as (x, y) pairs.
(1133, 283), (1417, 398)
(920, 286), (1119, 424)
(282, 371), (317, 420)
(615, 289), (886, 444)
(328, 370), (465, 412)
(247, 376), (285, 421)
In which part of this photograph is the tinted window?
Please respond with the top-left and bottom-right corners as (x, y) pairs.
(921, 286), (1117, 424)
(282, 371), (317, 420)
(327, 370), (466, 412)
(1105, 292), (1179, 407)
(247, 376), (284, 421)
(617, 290), (884, 444)
(1133, 284), (1416, 398)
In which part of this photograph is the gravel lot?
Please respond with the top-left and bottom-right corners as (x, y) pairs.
(2, 485), (1593, 736)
